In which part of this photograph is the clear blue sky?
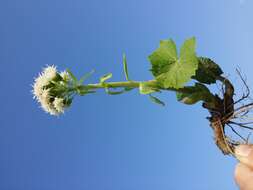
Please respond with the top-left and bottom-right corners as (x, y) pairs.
(1, 0), (253, 189)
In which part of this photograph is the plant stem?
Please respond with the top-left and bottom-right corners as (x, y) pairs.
(86, 80), (141, 89)
(86, 79), (191, 93)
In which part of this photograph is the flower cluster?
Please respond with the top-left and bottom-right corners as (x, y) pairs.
(32, 65), (71, 115)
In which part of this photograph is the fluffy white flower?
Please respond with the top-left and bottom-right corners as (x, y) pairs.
(41, 103), (59, 115)
(38, 89), (59, 115)
(40, 98), (56, 115)
(43, 65), (57, 81)
(32, 74), (49, 100)
(41, 88), (51, 102)
(53, 97), (65, 113)
(32, 65), (65, 116)
(32, 65), (58, 99)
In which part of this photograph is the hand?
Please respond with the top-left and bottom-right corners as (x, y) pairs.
(235, 145), (253, 189)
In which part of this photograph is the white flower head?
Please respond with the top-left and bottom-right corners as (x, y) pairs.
(53, 97), (65, 113)
(40, 102), (60, 116)
(32, 74), (49, 99)
(32, 65), (72, 116)
(32, 65), (58, 99)
(32, 65), (64, 116)
(37, 89), (59, 115)
(41, 88), (51, 102)
(43, 65), (57, 81)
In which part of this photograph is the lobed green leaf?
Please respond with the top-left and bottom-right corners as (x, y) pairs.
(149, 37), (198, 89)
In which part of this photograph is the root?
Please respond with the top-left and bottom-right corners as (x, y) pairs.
(205, 70), (253, 156)
(210, 117), (234, 155)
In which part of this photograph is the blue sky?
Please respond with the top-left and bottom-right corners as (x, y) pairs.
(1, 0), (253, 189)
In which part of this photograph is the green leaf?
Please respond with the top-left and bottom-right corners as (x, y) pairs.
(124, 87), (135, 91)
(192, 57), (223, 84)
(66, 69), (78, 83)
(105, 86), (135, 95)
(176, 83), (212, 105)
(79, 90), (96, 96)
(123, 53), (130, 81)
(139, 82), (159, 95)
(149, 94), (165, 106)
(100, 73), (112, 83)
(149, 39), (177, 77)
(149, 37), (198, 89)
(79, 69), (95, 84)
(63, 98), (73, 107)
(105, 88), (125, 95)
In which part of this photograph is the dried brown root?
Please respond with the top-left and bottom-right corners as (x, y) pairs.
(203, 71), (253, 156)
(210, 117), (234, 155)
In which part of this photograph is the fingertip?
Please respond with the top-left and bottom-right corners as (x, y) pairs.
(235, 145), (253, 169)
(235, 145), (252, 158)
(234, 163), (244, 184)
(234, 163), (253, 189)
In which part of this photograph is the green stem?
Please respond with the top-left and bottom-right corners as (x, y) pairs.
(87, 80), (141, 89)
(86, 79), (191, 93)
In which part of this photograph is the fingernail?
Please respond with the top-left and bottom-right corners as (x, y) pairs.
(235, 145), (252, 158)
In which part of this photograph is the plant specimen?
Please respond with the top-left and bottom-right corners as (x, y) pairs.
(32, 37), (253, 156)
